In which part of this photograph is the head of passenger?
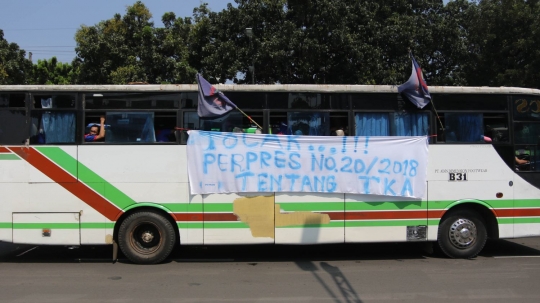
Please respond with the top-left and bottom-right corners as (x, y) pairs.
(89, 125), (99, 135)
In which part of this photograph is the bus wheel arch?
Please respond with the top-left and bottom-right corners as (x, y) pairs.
(114, 206), (178, 264)
(437, 202), (497, 259)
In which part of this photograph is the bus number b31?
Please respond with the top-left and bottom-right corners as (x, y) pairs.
(449, 173), (467, 181)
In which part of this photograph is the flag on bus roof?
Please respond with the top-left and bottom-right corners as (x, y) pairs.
(398, 54), (431, 109)
(197, 74), (237, 118)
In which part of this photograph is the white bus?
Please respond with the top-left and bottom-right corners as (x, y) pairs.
(0, 84), (539, 264)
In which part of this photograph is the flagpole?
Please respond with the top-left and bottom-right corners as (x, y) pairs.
(431, 97), (445, 134)
(234, 106), (262, 130)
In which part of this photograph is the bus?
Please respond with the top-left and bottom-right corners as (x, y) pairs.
(0, 84), (539, 264)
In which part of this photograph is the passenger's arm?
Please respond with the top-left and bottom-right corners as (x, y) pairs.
(95, 116), (106, 140)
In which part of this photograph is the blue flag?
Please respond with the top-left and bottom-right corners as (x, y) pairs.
(398, 55), (431, 109)
(197, 74), (237, 117)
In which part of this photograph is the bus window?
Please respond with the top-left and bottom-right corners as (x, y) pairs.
(354, 112), (429, 137)
(183, 111), (263, 133)
(105, 112), (156, 143)
(0, 110), (27, 144)
(0, 93), (25, 108)
(354, 113), (389, 136)
(287, 112), (330, 136)
(33, 95), (75, 109)
(30, 111), (76, 144)
(444, 113), (484, 142)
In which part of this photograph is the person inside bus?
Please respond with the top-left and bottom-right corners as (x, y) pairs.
(85, 116), (106, 142)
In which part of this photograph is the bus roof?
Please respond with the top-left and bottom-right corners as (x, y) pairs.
(0, 84), (539, 95)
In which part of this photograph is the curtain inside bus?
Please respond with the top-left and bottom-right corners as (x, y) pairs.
(445, 113), (483, 142)
(31, 112), (76, 144)
(354, 113), (389, 136)
(355, 112), (429, 137)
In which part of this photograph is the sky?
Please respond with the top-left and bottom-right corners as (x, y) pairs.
(0, 0), (235, 63)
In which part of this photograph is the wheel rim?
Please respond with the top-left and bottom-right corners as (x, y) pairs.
(129, 221), (163, 255)
(448, 218), (477, 249)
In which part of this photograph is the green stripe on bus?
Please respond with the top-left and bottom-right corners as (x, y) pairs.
(279, 202), (344, 212)
(510, 217), (540, 224)
(203, 203), (234, 212)
(35, 147), (77, 176)
(428, 199), (514, 209)
(160, 203), (203, 212)
(345, 220), (426, 227)
(515, 199), (540, 208)
(12, 223), (80, 229)
(178, 222), (204, 228)
(346, 201), (427, 211)
(0, 223), (12, 228)
(80, 223), (116, 228)
(203, 222), (250, 229)
(0, 154), (20, 160)
(277, 222), (345, 228)
(427, 219), (440, 225)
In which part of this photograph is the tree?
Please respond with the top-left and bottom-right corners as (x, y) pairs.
(73, 1), (196, 84)
(0, 29), (33, 84)
(465, 0), (540, 88)
(31, 57), (75, 85)
(190, 0), (466, 85)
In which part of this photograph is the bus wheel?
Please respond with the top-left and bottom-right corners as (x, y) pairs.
(118, 211), (176, 264)
(437, 210), (487, 259)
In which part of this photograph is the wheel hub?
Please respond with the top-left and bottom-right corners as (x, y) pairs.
(449, 218), (477, 249)
(141, 231), (154, 243)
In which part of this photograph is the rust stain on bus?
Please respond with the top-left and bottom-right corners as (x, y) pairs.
(233, 196), (330, 238)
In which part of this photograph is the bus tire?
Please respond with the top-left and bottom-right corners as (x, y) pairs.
(437, 209), (487, 259)
(118, 211), (176, 264)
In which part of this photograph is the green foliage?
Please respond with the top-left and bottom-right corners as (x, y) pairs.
(32, 57), (75, 85)
(3, 0), (539, 88)
(0, 29), (33, 84)
(73, 1), (196, 84)
(465, 0), (540, 88)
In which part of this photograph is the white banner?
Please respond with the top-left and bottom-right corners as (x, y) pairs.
(187, 131), (428, 198)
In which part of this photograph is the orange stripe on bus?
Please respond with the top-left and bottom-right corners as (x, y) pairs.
(0, 147), (11, 153)
(9, 147), (122, 221)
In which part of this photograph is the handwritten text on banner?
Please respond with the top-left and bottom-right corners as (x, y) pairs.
(187, 131), (428, 198)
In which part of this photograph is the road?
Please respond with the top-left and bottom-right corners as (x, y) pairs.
(1, 238), (540, 303)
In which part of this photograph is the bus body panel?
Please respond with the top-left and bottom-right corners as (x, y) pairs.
(12, 212), (80, 245)
(345, 194), (426, 243)
(274, 193), (344, 244)
(202, 192), (275, 244)
(513, 173), (540, 238)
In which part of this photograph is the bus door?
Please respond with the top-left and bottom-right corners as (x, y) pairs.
(513, 121), (540, 238)
(274, 193), (344, 244)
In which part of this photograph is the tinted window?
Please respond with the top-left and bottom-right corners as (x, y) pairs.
(0, 110), (27, 144)
(105, 112), (156, 143)
(224, 92), (266, 109)
(33, 94), (76, 109)
(0, 94), (26, 108)
(351, 94), (398, 110)
(434, 94), (508, 110)
(183, 111), (263, 133)
(85, 93), (180, 109)
(30, 111), (76, 144)
(513, 96), (540, 121)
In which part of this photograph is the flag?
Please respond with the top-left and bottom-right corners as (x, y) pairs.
(197, 74), (237, 117)
(398, 54), (431, 109)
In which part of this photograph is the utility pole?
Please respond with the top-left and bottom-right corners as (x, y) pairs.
(245, 28), (254, 84)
